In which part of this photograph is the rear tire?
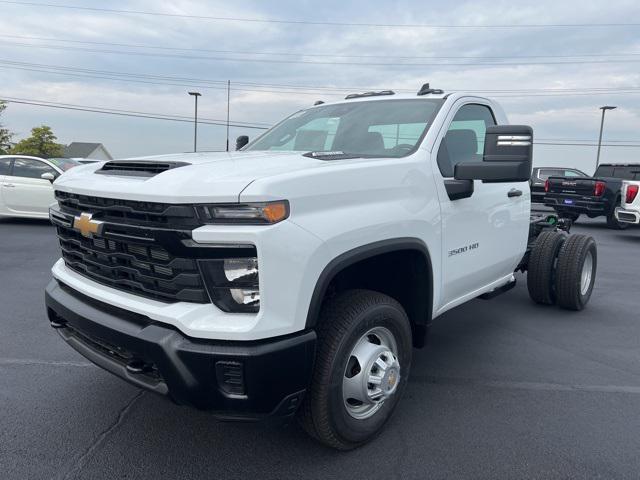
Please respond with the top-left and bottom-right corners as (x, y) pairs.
(527, 231), (566, 305)
(298, 289), (412, 450)
(555, 234), (597, 311)
(607, 199), (629, 230)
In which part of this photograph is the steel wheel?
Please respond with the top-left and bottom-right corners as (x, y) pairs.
(298, 289), (412, 450)
(555, 234), (597, 311)
(342, 327), (400, 420)
(580, 251), (594, 295)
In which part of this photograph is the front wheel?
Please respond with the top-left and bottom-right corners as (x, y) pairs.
(298, 290), (412, 450)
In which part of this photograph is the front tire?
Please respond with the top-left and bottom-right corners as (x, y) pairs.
(298, 290), (412, 450)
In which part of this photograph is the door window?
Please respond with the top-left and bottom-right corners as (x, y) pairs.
(0, 158), (12, 176)
(11, 158), (57, 179)
(437, 104), (496, 178)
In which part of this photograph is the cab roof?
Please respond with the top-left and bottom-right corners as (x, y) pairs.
(311, 90), (489, 108)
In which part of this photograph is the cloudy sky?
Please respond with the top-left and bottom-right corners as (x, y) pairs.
(1, 0), (639, 172)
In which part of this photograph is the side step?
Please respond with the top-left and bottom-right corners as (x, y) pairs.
(478, 278), (517, 300)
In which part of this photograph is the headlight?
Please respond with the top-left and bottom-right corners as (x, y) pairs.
(194, 201), (289, 225)
(198, 257), (260, 313)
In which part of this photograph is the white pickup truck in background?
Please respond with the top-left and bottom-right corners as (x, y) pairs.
(45, 85), (598, 450)
(616, 180), (640, 225)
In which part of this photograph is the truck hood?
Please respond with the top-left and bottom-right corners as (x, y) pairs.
(54, 151), (326, 203)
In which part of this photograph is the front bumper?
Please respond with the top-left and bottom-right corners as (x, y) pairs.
(615, 208), (640, 224)
(45, 279), (316, 420)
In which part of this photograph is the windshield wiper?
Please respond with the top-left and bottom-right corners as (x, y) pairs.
(303, 151), (362, 161)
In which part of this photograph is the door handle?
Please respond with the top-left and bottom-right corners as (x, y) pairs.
(2, 183), (15, 188)
(508, 189), (523, 198)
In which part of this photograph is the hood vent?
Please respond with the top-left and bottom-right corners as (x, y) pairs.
(97, 161), (189, 177)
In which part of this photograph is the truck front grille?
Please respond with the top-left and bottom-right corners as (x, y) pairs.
(55, 191), (200, 228)
(55, 224), (210, 303)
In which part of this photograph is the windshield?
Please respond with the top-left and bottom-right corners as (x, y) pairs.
(246, 99), (443, 158)
(48, 158), (80, 171)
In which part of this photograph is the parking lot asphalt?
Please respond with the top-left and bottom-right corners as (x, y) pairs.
(1, 215), (639, 480)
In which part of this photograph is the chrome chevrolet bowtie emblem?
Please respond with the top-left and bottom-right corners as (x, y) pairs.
(73, 212), (104, 238)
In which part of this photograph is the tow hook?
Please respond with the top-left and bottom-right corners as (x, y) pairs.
(126, 359), (152, 374)
(49, 319), (67, 329)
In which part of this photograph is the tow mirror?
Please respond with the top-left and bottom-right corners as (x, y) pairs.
(236, 135), (249, 150)
(454, 125), (533, 183)
(41, 172), (56, 183)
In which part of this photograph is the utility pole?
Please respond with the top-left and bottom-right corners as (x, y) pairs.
(226, 80), (231, 152)
(596, 105), (616, 170)
(188, 91), (201, 152)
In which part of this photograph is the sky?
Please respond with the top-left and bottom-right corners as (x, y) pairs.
(1, 0), (639, 174)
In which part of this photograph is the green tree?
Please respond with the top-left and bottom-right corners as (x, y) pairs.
(0, 101), (13, 154)
(9, 125), (63, 158)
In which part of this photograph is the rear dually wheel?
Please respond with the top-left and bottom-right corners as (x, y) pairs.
(527, 231), (566, 305)
(555, 234), (598, 310)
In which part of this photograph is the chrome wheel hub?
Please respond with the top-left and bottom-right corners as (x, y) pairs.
(342, 327), (400, 420)
(580, 251), (594, 295)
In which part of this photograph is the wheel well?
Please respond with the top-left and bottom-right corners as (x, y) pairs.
(306, 241), (433, 348)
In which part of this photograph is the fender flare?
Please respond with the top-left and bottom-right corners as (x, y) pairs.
(304, 238), (434, 328)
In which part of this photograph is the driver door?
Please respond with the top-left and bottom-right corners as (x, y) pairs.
(433, 102), (528, 311)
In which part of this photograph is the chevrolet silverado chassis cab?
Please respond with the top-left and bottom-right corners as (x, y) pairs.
(45, 86), (598, 450)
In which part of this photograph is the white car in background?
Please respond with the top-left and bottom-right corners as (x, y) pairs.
(616, 180), (640, 225)
(0, 155), (80, 219)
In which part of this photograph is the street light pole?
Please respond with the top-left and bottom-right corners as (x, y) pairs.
(188, 91), (201, 152)
(596, 105), (616, 170)
(226, 80), (231, 152)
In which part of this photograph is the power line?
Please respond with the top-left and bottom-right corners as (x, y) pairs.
(0, 63), (345, 97)
(1, 1), (639, 29)
(534, 142), (640, 147)
(2, 33), (640, 61)
(4, 63), (640, 100)
(2, 60), (640, 100)
(0, 96), (269, 129)
(5, 40), (640, 67)
(7, 57), (640, 95)
(5, 96), (640, 147)
(537, 138), (640, 143)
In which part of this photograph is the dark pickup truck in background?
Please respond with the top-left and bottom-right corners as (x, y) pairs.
(545, 163), (640, 229)
(530, 167), (587, 205)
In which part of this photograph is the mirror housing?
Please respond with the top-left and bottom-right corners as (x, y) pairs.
(236, 135), (249, 150)
(454, 125), (533, 183)
(41, 172), (56, 183)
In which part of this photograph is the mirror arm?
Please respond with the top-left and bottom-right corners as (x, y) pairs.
(444, 179), (474, 200)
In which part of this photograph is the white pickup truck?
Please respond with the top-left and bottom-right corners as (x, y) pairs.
(615, 180), (640, 224)
(45, 85), (598, 450)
